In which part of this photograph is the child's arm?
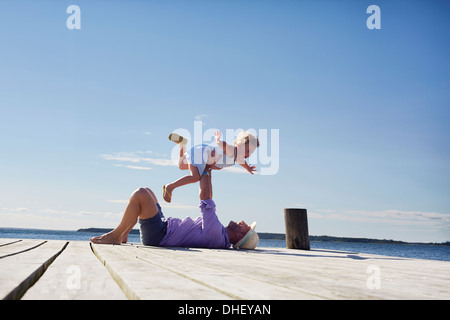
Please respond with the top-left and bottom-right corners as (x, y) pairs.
(214, 130), (235, 158)
(238, 160), (257, 175)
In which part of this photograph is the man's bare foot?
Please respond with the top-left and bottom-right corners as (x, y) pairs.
(122, 233), (128, 243)
(90, 231), (122, 245)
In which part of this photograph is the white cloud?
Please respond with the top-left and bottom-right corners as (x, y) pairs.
(113, 164), (152, 171)
(159, 202), (198, 210)
(0, 207), (123, 230)
(100, 150), (254, 174)
(100, 151), (176, 168)
(195, 114), (208, 120)
(2, 207), (30, 212)
(222, 166), (252, 174)
(310, 208), (450, 229)
(105, 199), (198, 211)
(107, 199), (129, 204)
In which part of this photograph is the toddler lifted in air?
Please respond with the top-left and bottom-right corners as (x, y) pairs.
(163, 130), (259, 203)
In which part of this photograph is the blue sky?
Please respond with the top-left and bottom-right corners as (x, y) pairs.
(0, 0), (449, 242)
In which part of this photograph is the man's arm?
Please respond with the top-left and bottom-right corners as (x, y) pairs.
(198, 171), (223, 238)
(199, 170), (212, 201)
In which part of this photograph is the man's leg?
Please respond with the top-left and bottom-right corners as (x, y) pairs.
(90, 188), (159, 244)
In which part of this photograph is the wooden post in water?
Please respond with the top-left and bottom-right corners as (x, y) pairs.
(284, 208), (310, 250)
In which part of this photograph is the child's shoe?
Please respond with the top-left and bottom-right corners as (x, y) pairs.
(169, 133), (188, 145)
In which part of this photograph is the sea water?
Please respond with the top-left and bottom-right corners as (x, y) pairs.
(259, 239), (450, 261)
(1, 228), (449, 262)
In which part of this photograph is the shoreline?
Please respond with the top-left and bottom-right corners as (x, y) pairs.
(0, 227), (447, 246)
(76, 228), (450, 246)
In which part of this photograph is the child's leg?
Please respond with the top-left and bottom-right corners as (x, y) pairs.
(164, 164), (201, 202)
(178, 144), (189, 170)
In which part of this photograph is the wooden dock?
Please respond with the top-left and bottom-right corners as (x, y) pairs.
(1, 238), (449, 300)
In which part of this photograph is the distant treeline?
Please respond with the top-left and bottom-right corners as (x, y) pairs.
(258, 233), (450, 246)
(78, 228), (449, 246)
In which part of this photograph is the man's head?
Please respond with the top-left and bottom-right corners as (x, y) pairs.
(226, 221), (250, 244)
(226, 221), (259, 249)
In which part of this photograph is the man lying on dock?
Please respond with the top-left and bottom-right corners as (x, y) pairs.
(90, 169), (259, 249)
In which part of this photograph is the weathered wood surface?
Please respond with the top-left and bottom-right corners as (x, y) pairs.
(0, 239), (68, 300)
(1, 238), (449, 300)
(22, 241), (126, 300)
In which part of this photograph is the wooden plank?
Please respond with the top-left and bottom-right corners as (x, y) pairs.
(254, 249), (450, 299)
(119, 245), (318, 299)
(0, 239), (47, 258)
(132, 246), (352, 299)
(22, 241), (127, 300)
(129, 245), (450, 300)
(0, 239), (22, 247)
(0, 240), (68, 300)
(1, 238), (448, 300)
(91, 243), (232, 300)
